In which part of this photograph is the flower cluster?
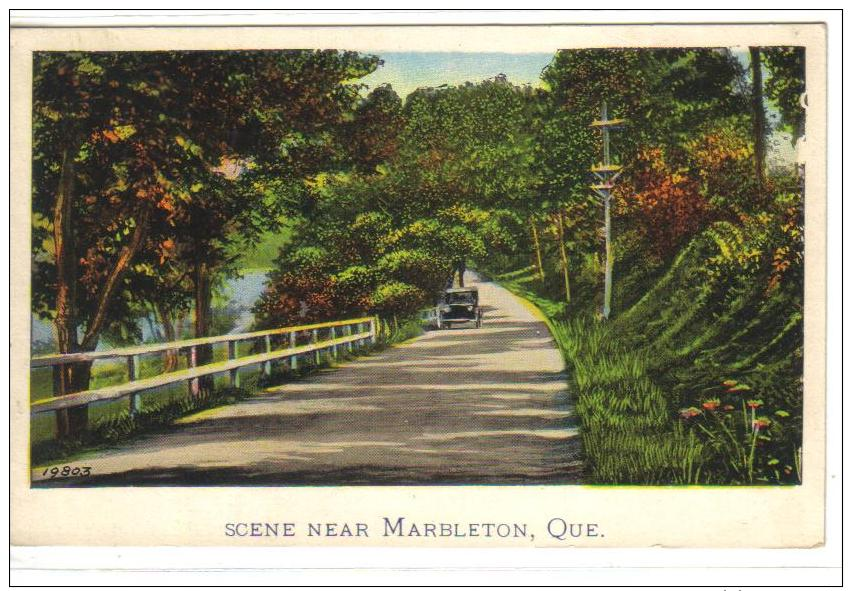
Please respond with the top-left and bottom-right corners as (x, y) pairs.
(677, 378), (798, 484)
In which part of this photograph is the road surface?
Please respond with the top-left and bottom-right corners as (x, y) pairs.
(33, 272), (582, 486)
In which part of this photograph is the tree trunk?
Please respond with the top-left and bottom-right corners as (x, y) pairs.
(145, 312), (162, 342)
(155, 302), (179, 373)
(52, 146), (79, 390)
(80, 205), (151, 352)
(59, 203), (151, 436)
(750, 46), (767, 199)
(51, 145), (92, 438)
(53, 362), (92, 439)
(457, 260), (466, 287)
(194, 261), (214, 395)
(531, 218), (545, 282)
(556, 211), (571, 304)
(176, 312), (186, 341)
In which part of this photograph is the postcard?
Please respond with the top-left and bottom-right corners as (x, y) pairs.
(10, 21), (827, 549)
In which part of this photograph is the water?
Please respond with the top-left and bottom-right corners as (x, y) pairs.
(221, 270), (270, 334)
(31, 270), (271, 353)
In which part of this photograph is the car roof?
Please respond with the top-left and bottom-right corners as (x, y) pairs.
(445, 287), (478, 293)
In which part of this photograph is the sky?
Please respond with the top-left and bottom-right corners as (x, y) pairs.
(358, 52), (554, 99)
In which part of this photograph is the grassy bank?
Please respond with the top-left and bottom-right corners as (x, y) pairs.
(491, 222), (803, 485)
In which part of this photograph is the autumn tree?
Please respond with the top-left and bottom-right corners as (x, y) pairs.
(32, 52), (223, 434)
(535, 48), (748, 315)
(32, 50), (381, 433)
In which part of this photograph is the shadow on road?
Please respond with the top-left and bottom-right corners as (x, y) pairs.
(33, 277), (583, 487)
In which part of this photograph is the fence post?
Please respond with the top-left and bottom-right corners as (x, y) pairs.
(264, 335), (272, 377)
(289, 331), (298, 371)
(345, 324), (353, 353)
(228, 341), (240, 388)
(330, 326), (338, 360)
(312, 329), (320, 365)
(370, 317), (378, 345)
(188, 346), (199, 397)
(128, 354), (142, 416)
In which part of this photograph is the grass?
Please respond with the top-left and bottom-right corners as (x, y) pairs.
(549, 317), (706, 484)
(235, 222), (294, 270)
(375, 315), (425, 345)
(489, 223), (803, 485)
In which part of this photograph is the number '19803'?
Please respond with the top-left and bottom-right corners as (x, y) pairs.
(41, 465), (92, 478)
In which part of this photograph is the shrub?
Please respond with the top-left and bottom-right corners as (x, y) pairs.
(332, 265), (378, 313)
(371, 281), (427, 319)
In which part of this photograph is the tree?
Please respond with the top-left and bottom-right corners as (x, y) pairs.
(32, 50), (381, 433)
(256, 78), (536, 324)
(343, 84), (405, 173)
(749, 47), (768, 197)
(618, 147), (710, 257)
(763, 47), (806, 143)
(392, 77), (537, 281)
(33, 52), (217, 435)
(537, 48), (748, 317)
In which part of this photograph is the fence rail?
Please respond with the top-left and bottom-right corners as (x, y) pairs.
(30, 317), (376, 417)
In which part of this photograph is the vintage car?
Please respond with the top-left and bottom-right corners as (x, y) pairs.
(435, 287), (482, 329)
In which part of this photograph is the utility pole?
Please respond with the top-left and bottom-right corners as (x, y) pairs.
(590, 100), (625, 320)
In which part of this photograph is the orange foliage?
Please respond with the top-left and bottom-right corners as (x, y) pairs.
(767, 200), (804, 292)
(253, 273), (340, 327)
(619, 147), (710, 257)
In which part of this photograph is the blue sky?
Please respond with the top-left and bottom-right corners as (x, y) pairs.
(359, 52), (554, 99)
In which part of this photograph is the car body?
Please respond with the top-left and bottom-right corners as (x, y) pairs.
(435, 287), (482, 329)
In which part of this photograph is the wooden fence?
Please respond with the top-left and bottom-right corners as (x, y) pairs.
(30, 317), (376, 419)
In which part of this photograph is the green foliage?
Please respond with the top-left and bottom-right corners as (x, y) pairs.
(683, 115), (760, 217)
(258, 76), (535, 326)
(333, 265), (378, 312)
(342, 84), (406, 172)
(398, 76), (538, 212)
(236, 223), (294, 271)
(376, 250), (443, 291)
(537, 48), (748, 209)
(498, 197), (803, 484)
(32, 49), (382, 366)
(371, 281), (427, 319)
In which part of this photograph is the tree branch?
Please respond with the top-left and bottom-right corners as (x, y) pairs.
(80, 204), (152, 350)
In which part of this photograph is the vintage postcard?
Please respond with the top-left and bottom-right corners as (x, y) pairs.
(10, 21), (827, 549)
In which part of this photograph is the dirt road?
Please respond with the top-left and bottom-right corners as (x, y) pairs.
(33, 273), (582, 486)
